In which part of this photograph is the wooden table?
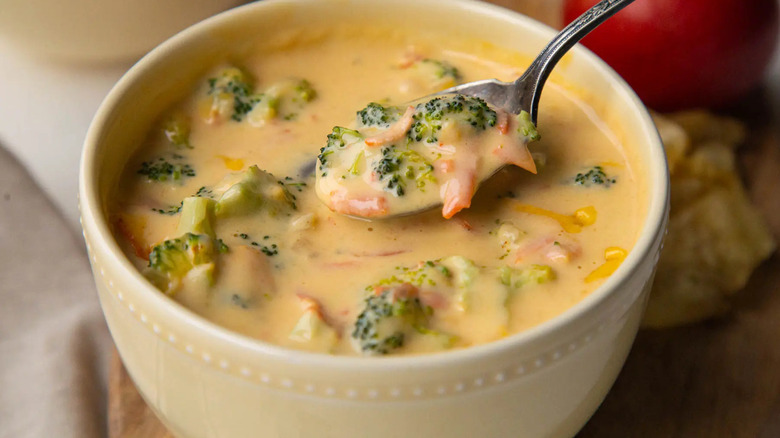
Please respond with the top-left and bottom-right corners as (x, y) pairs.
(579, 91), (780, 437)
(108, 2), (780, 436)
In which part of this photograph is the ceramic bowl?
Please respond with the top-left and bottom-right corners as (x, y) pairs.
(79, 0), (669, 436)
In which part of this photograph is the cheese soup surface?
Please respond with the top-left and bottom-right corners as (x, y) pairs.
(113, 26), (645, 356)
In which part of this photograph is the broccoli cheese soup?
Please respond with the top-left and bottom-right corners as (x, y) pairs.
(112, 25), (646, 356)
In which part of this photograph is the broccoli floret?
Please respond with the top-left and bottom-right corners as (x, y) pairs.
(317, 126), (363, 175)
(316, 95), (501, 197)
(267, 78), (316, 104)
(326, 126), (363, 149)
(250, 78), (317, 124)
(319, 123), (438, 194)
(137, 157), (195, 182)
(148, 233), (213, 272)
(351, 286), (430, 355)
(352, 257), (525, 354)
(499, 264), (556, 289)
(353, 260), (467, 354)
(408, 94), (497, 143)
(441, 256), (478, 289)
(417, 59), (461, 82)
(177, 196), (216, 238)
(517, 110), (541, 142)
(206, 67), (257, 122)
(401, 150), (437, 189)
(437, 256), (484, 313)
(205, 69), (317, 124)
(162, 113), (192, 148)
(294, 79), (317, 102)
(574, 166), (616, 187)
(245, 94), (279, 126)
(408, 58), (461, 91)
(356, 102), (403, 128)
(208, 67), (253, 97)
(145, 233), (216, 295)
(213, 165), (297, 217)
(374, 146), (405, 196)
(368, 146), (437, 197)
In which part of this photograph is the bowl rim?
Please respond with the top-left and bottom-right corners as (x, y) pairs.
(80, 0), (669, 372)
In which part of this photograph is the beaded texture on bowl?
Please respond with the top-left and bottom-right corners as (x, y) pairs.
(85, 227), (657, 401)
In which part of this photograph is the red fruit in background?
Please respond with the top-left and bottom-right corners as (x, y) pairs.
(562, 0), (779, 111)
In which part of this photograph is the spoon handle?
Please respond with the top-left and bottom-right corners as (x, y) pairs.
(515, 0), (636, 124)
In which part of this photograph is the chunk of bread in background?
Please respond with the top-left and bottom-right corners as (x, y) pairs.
(644, 112), (776, 327)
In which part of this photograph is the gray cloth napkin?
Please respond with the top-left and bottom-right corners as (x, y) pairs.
(0, 145), (110, 438)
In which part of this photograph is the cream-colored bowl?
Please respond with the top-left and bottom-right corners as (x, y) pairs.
(79, 1), (669, 436)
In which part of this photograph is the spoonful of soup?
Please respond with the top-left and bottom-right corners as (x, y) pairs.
(315, 0), (635, 219)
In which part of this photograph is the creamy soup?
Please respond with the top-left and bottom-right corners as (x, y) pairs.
(113, 26), (645, 356)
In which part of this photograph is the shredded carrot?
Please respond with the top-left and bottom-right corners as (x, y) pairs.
(329, 190), (389, 217)
(296, 294), (324, 316)
(365, 106), (415, 147)
(114, 215), (150, 260)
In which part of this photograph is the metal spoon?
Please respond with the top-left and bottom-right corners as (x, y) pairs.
(313, 0), (636, 218)
(439, 0), (636, 123)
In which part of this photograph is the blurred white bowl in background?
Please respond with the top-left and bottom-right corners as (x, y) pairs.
(0, 0), (245, 63)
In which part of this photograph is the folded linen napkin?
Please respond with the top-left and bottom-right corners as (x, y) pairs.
(0, 145), (110, 438)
